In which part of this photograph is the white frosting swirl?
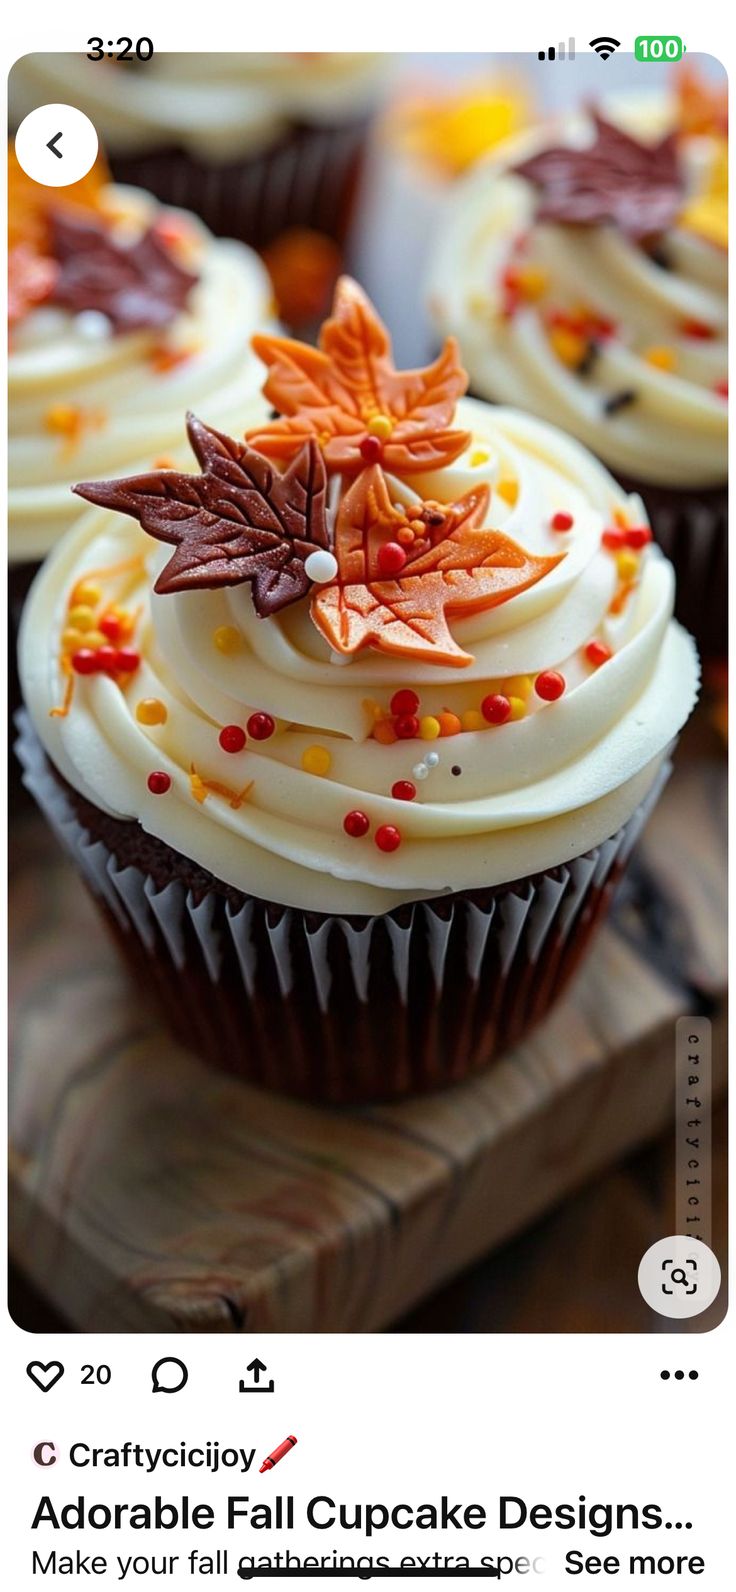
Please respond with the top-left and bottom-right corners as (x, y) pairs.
(20, 400), (698, 915)
(9, 53), (384, 161)
(428, 98), (727, 488)
(9, 184), (274, 563)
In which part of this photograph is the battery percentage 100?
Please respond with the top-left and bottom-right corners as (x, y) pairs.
(635, 36), (686, 62)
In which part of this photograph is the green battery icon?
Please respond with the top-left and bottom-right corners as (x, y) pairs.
(635, 36), (686, 62)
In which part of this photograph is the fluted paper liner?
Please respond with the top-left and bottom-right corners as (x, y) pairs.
(17, 714), (672, 1104)
(109, 118), (368, 252)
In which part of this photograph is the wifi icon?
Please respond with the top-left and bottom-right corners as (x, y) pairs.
(590, 36), (621, 60)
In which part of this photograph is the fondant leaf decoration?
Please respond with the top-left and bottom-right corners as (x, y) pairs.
(49, 211), (198, 332)
(513, 114), (684, 239)
(73, 413), (330, 617)
(675, 65), (728, 137)
(247, 275), (471, 474)
(311, 466), (562, 667)
(8, 244), (58, 327)
(8, 146), (108, 252)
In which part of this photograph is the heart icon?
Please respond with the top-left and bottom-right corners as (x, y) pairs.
(26, 1361), (65, 1392)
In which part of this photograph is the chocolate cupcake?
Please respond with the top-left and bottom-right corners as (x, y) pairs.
(9, 51), (384, 251)
(428, 70), (727, 654)
(18, 281), (699, 1102)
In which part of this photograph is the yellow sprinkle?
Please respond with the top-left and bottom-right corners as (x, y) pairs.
(508, 696), (527, 721)
(84, 630), (107, 649)
(505, 673), (533, 700)
(71, 581), (102, 607)
(67, 604), (96, 631)
(496, 479), (518, 506)
(44, 403), (80, 437)
(367, 412), (393, 440)
(419, 715), (441, 740)
(515, 264), (548, 300)
(61, 628), (86, 654)
(549, 325), (587, 367)
(644, 345), (677, 372)
(302, 745), (332, 777)
(189, 769), (209, 805)
(616, 550), (639, 581)
(213, 625), (242, 654)
(461, 710), (485, 732)
(136, 697), (168, 726)
(469, 448), (490, 467)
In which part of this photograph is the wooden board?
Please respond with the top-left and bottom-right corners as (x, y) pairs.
(9, 734), (727, 1334)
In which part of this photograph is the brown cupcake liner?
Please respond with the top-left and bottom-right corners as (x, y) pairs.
(617, 476), (726, 660)
(108, 118), (370, 252)
(16, 714), (671, 1104)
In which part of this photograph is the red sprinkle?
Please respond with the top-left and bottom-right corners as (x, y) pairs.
(535, 670), (566, 702)
(376, 541), (408, 577)
(481, 693), (512, 725)
(343, 809), (370, 838)
(602, 526), (627, 550)
(147, 771), (171, 795)
(99, 613), (123, 642)
(71, 648), (100, 675)
(715, 380), (728, 399)
(96, 645), (119, 673)
(551, 511), (574, 532)
(114, 647), (141, 673)
(219, 724), (247, 754)
(390, 688), (420, 716)
(585, 640), (613, 667)
(375, 824), (402, 853)
(391, 781), (417, 801)
(247, 712), (275, 740)
(360, 435), (383, 464)
(395, 714), (419, 739)
(625, 525), (652, 550)
(681, 318), (715, 340)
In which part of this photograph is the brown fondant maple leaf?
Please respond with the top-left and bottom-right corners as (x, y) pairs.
(246, 275), (471, 474)
(49, 210), (198, 332)
(73, 413), (330, 616)
(513, 114), (684, 240)
(311, 467), (562, 667)
(8, 244), (58, 327)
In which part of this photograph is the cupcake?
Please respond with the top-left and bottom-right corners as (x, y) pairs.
(18, 280), (699, 1103)
(9, 149), (274, 596)
(9, 51), (384, 251)
(428, 69), (727, 654)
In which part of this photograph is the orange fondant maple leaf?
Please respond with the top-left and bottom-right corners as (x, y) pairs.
(8, 244), (58, 327)
(311, 467), (562, 667)
(247, 276), (471, 475)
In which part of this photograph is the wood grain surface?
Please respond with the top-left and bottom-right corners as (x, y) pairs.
(9, 724), (727, 1334)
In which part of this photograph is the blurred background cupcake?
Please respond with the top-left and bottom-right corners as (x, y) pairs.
(428, 67), (727, 654)
(9, 147), (274, 606)
(9, 52), (385, 254)
(356, 66), (532, 363)
(18, 281), (699, 1102)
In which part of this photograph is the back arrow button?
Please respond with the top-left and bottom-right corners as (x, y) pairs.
(46, 132), (63, 159)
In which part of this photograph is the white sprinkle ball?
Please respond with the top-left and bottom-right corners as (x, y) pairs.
(304, 549), (339, 584)
(75, 309), (113, 341)
(412, 762), (429, 781)
(425, 751), (440, 767)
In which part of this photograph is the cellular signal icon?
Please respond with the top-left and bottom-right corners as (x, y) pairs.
(538, 38), (576, 61)
(590, 36), (621, 60)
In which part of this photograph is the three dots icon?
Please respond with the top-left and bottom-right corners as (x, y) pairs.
(660, 1369), (699, 1380)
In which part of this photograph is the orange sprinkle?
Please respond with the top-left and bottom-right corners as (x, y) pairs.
(189, 764), (254, 809)
(437, 711), (462, 737)
(50, 662), (75, 719)
(373, 719), (398, 745)
(496, 479), (518, 506)
(609, 581), (636, 616)
(150, 344), (198, 375)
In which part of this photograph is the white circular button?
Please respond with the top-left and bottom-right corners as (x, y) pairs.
(14, 104), (99, 188)
(638, 1236), (722, 1320)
